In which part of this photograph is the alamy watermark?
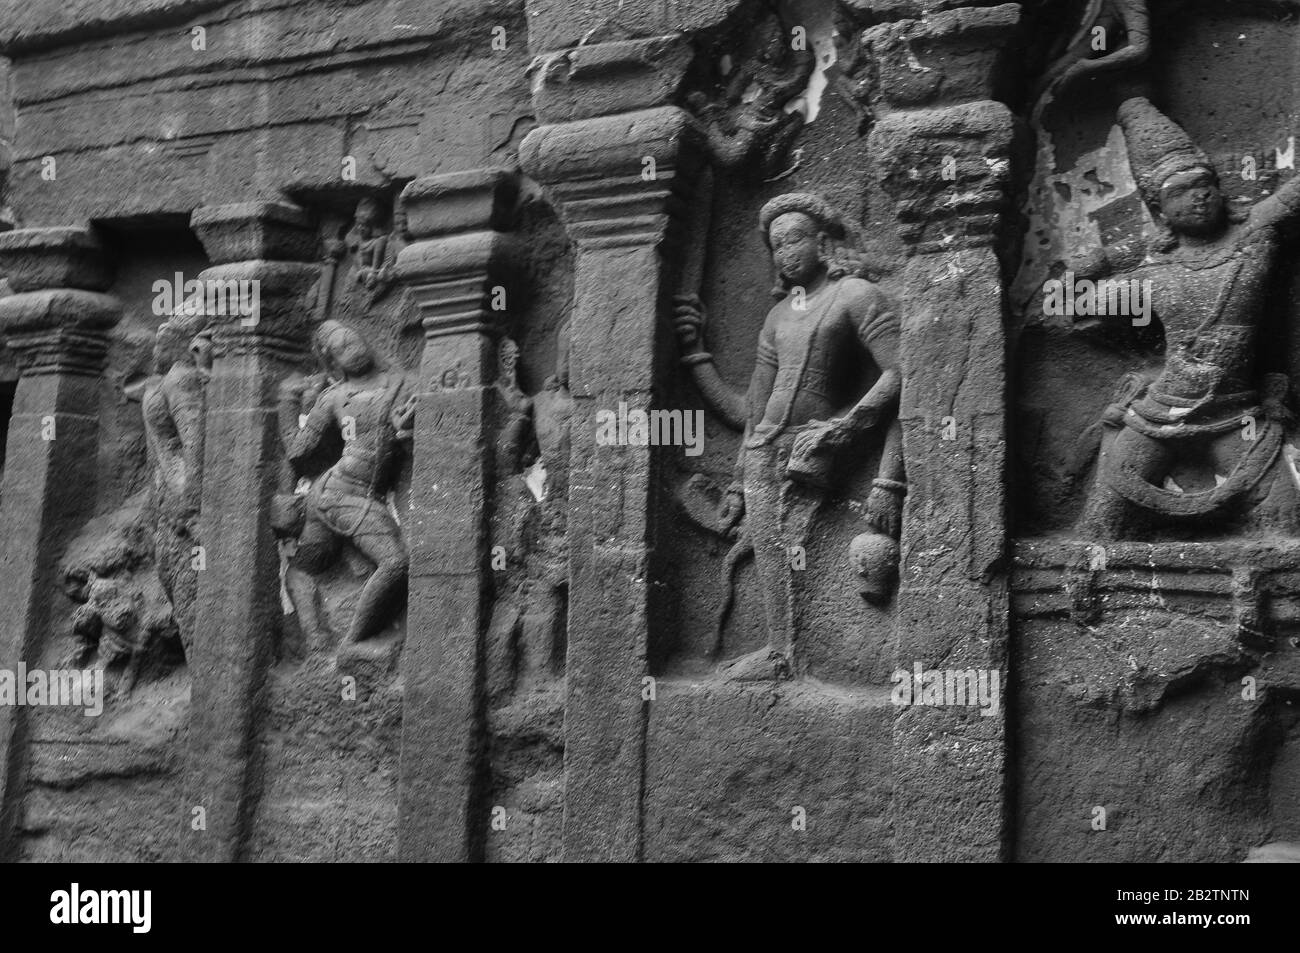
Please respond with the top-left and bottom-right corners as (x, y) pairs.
(50, 883), (151, 933)
(152, 272), (260, 325)
(1042, 271), (1153, 326)
(0, 665), (104, 717)
(890, 663), (1001, 717)
(595, 402), (705, 457)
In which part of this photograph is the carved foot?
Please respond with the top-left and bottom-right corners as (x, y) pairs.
(719, 646), (791, 683)
(337, 631), (403, 677)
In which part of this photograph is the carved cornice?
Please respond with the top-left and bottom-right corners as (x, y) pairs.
(0, 227), (111, 293)
(856, 3), (1023, 115)
(401, 167), (519, 241)
(528, 34), (694, 125)
(190, 202), (317, 266)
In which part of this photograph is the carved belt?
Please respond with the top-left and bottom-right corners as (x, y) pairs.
(1124, 388), (1260, 438)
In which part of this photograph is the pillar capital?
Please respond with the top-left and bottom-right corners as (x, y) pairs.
(190, 201), (316, 266)
(520, 106), (702, 251)
(0, 288), (119, 376)
(870, 101), (1016, 255)
(395, 168), (521, 385)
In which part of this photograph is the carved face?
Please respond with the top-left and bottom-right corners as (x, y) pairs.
(189, 331), (213, 372)
(153, 324), (191, 372)
(1159, 167), (1225, 236)
(354, 199), (382, 231)
(324, 325), (375, 377)
(769, 212), (825, 286)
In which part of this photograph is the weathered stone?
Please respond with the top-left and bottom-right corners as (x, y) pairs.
(0, 228), (111, 293)
(190, 202), (316, 266)
(0, 0), (1297, 869)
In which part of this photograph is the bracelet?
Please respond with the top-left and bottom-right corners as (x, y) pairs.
(680, 352), (714, 367)
(872, 478), (907, 494)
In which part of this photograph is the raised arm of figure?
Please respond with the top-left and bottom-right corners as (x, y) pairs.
(673, 294), (748, 431)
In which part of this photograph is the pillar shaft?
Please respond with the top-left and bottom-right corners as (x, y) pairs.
(183, 203), (316, 862)
(866, 7), (1021, 861)
(0, 243), (118, 859)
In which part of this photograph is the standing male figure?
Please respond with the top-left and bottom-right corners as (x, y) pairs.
(676, 193), (906, 681)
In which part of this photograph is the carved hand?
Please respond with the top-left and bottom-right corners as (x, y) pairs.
(391, 395), (417, 435)
(672, 294), (706, 353)
(792, 417), (847, 461)
(865, 485), (903, 539)
(720, 482), (745, 535)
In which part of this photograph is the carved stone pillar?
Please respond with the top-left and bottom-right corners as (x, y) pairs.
(521, 102), (701, 861)
(392, 168), (518, 862)
(182, 201), (317, 862)
(0, 228), (117, 859)
(864, 5), (1021, 862)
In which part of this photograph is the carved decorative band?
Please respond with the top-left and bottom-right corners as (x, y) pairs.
(210, 327), (306, 362)
(549, 177), (688, 249)
(408, 277), (508, 339)
(7, 328), (111, 377)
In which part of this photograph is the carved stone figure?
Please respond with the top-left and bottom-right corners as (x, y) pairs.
(347, 197), (390, 292)
(1076, 98), (1300, 539)
(675, 192), (906, 681)
(487, 333), (569, 703)
(60, 490), (178, 694)
(686, 11), (813, 181)
(141, 311), (211, 662)
(285, 320), (411, 643)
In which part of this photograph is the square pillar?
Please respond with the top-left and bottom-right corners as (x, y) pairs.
(182, 201), (318, 862)
(0, 227), (117, 859)
(521, 105), (701, 861)
(393, 168), (519, 862)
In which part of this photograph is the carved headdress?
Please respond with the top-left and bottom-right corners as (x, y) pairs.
(759, 192), (846, 246)
(759, 192), (875, 292)
(1118, 97), (1215, 206)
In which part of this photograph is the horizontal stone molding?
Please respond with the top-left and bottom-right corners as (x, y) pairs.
(0, 227), (111, 293)
(191, 201), (316, 265)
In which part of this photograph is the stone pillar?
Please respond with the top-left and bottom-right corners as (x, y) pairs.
(392, 168), (518, 862)
(864, 5), (1021, 862)
(182, 202), (317, 862)
(521, 98), (701, 861)
(0, 228), (117, 859)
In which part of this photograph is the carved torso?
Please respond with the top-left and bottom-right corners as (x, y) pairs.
(749, 277), (898, 447)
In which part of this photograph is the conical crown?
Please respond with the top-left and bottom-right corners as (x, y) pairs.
(1118, 97), (1214, 205)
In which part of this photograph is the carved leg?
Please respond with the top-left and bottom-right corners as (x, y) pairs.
(1220, 428), (1300, 534)
(721, 446), (823, 681)
(346, 505), (409, 643)
(1078, 426), (1172, 540)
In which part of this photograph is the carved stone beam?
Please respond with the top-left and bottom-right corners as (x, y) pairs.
(864, 5), (1022, 863)
(0, 227), (118, 860)
(392, 167), (519, 862)
(521, 104), (702, 862)
(182, 201), (317, 862)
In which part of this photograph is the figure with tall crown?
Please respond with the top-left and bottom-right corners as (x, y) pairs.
(1076, 98), (1300, 539)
